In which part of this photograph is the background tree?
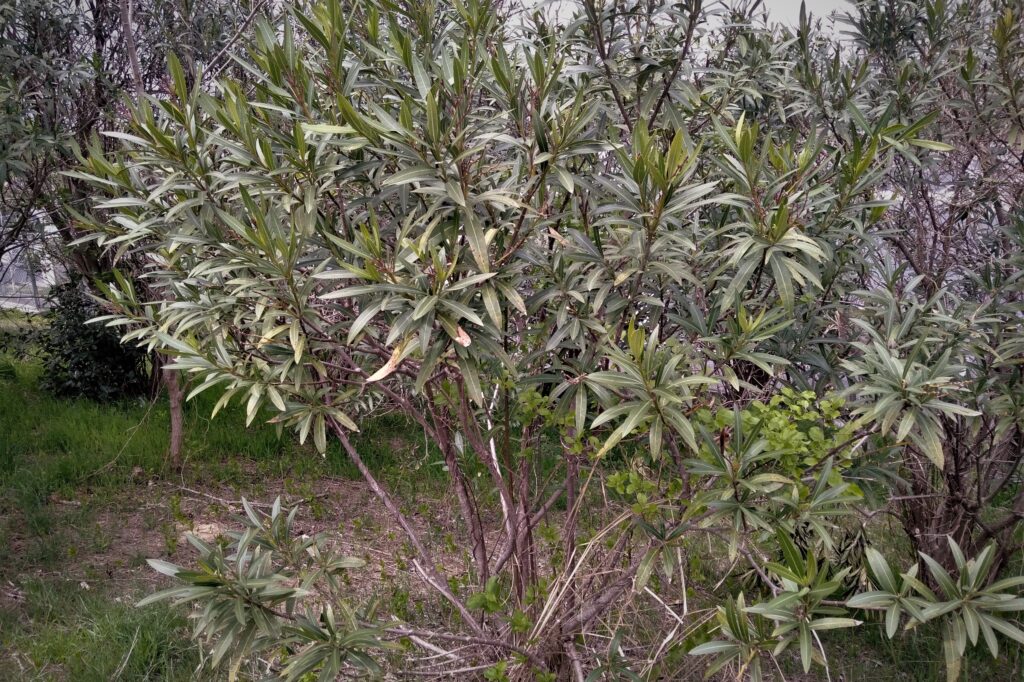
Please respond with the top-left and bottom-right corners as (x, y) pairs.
(2, 0), (270, 467)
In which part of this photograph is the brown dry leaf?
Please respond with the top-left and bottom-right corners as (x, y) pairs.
(366, 338), (411, 382)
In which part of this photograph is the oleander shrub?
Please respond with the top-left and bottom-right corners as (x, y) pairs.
(74, 0), (1024, 678)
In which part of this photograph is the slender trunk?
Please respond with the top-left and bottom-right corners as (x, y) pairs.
(425, 387), (489, 583)
(564, 451), (578, 571)
(457, 384), (522, 593)
(514, 425), (539, 602)
(26, 249), (40, 309)
(438, 432), (489, 583)
(557, 445), (579, 673)
(119, 0), (144, 98)
(163, 366), (184, 470)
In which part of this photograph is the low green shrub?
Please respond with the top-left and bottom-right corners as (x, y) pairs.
(40, 277), (149, 402)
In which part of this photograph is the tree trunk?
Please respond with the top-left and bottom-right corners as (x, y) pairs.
(119, 0), (145, 98)
(163, 366), (184, 470)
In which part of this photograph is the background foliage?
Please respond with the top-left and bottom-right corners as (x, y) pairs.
(39, 277), (149, 400)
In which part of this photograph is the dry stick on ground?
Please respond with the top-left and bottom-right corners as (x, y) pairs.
(385, 627), (547, 670)
(175, 486), (332, 510)
(402, 663), (495, 676)
(81, 394), (160, 481)
(530, 510), (633, 639)
(564, 641), (586, 682)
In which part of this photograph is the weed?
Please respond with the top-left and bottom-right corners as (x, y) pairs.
(161, 522), (179, 556)
(389, 585), (412, 621)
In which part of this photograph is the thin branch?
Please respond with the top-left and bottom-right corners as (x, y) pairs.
(331, 422), (486, 637)
(650, 0), (702, 123)
(206, 0), (272, 82)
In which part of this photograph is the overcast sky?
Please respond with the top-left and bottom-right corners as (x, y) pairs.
(761, 0), (851, 25)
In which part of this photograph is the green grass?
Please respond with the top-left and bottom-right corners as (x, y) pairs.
(0, 579), (201, 681)
(0, 358), (440, 544)
(0, 360), (286, 558)
(0, 308), (44, 359)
